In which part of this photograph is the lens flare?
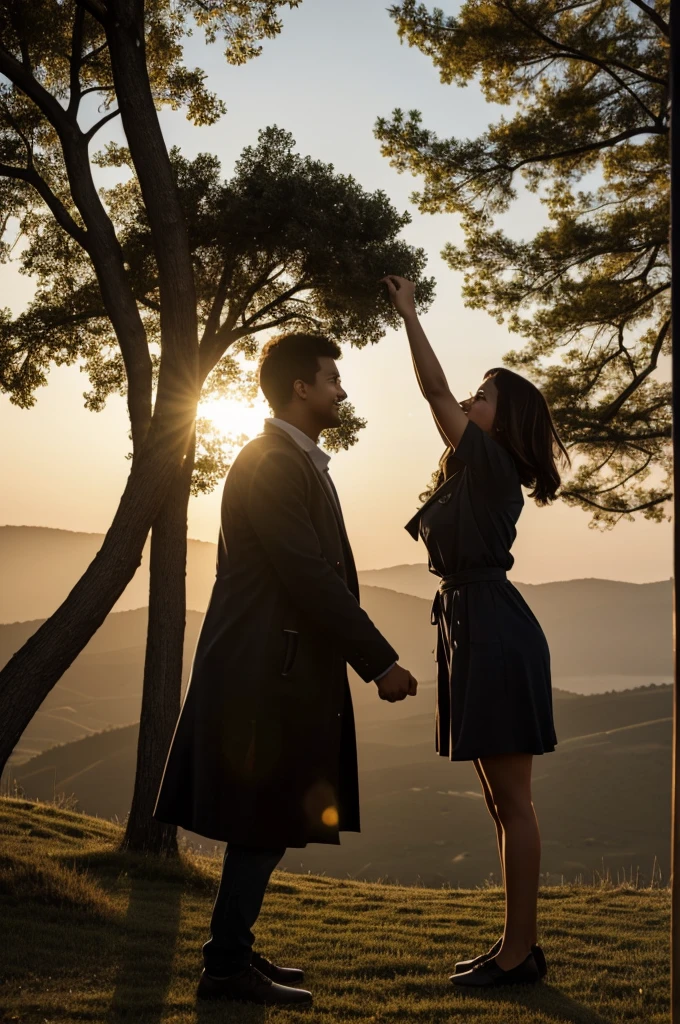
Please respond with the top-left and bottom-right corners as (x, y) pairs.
(321, 806), (339, 827)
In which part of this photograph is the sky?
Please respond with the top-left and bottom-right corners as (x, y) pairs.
(0, 0), (672, 583)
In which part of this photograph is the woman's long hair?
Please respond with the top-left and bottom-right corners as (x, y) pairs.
(420, 368), (569, 505)
(486, 367), (569, 505)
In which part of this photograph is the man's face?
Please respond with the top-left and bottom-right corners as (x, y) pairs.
(297, 357), (347, 428)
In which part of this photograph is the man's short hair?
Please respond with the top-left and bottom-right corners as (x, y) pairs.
(259, 332), (342, 412)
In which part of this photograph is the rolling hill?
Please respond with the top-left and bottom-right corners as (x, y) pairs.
(0, 799), (669, 1024)
(1, 587), (436, 765)
(8, 684), (671, 888)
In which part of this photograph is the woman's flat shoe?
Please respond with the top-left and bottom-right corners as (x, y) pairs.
(454, 937), (502, 974)
(450, 952), (540, 988)
(454, 941), (547, 978)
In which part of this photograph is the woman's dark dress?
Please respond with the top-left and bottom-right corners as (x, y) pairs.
(405, 419), (557, 761)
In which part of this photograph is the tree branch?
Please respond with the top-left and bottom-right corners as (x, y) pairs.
(0, 162), (88, 249)
(67, 5), (86, 117)
(598, 318), (671, 422)
(560, 490), (671, 513)
(240, 282), (310, 330)
(84, 107), (120, 142)
(508, 126), (666, 173)
(420, 1), (666, 85)
(592, 454), (654, 495)
(75, 0), (108, 24)
(137, 294), (162, 313)
(1, 28), (153, 449)
(17, 307), (108, 336)
(0, 44), (76, 138)
(82, 40), (109, 63)
(0, 100), (34, 160)
(627, 0), (670, 37)
(105, 9), (199, 392)
(79, 84), (116, 98)
(500, 0), (663, 123)
(242, 311), (300, 335)
(200, 262), (235, 348)
(570, 428), (671, 442)
(220, 261), (279, 335)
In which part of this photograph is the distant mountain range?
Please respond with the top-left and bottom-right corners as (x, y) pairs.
(0, 526), (218, 623)
(1, 527), (672, 694)
(360, 564), (673, 684)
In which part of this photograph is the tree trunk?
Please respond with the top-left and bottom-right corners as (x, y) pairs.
(121, 434), (196, 856)
(0, 413), (194, 776)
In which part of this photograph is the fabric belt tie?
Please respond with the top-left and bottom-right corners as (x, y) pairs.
(431, 567), (507, 626)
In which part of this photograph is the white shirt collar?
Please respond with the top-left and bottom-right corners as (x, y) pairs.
(266, 417), (331, 474)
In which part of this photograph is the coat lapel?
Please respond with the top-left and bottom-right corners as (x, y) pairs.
(263, 423), (353, 555)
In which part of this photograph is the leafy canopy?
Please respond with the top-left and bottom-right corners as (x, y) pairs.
(2, 124), (434, 488)
(376, 0), (670, 525)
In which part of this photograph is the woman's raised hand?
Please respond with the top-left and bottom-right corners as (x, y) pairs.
(380, 275), (417, 320)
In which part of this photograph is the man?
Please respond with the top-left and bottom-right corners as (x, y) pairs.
(155, 332), (418, 1007)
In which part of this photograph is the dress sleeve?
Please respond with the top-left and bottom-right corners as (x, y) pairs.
(453, 420), (518, 499)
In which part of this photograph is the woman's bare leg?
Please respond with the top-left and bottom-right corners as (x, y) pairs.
(473, 758), (504, 886)
(478, 754), (540, 970)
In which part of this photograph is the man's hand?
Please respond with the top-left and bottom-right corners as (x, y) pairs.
(376, 663), (418, 703)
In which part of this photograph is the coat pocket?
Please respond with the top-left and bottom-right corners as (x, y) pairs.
(281, 630), (299, 677)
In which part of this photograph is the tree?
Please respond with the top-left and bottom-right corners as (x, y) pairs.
(376, 0), (671, 524)
(0, 0), (303, 781)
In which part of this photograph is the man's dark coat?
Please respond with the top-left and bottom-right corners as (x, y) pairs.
(154, 423), (398, 848)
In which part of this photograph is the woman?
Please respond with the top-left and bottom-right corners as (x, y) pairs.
(381, 275), (569, 989)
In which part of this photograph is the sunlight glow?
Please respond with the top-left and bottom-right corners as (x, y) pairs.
(198, 396), (271, 445)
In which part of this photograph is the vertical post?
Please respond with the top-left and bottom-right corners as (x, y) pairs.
(671, 0), (680, 1019)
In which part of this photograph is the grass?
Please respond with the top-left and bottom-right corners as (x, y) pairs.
(0, 797), (669, 1024)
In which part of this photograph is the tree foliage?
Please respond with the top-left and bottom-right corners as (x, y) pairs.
(2, 124), (434, 487)
(377, 0), (670, 525)
(0, 0), (303, 456)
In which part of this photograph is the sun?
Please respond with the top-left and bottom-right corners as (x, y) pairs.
(198, 396), (271, 443)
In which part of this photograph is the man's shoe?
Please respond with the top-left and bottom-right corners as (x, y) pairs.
(252, 950), (305, 985)
(196, 966), (313, 1005)
(454, 940), (547, 978)
(450, 952), (540, 988)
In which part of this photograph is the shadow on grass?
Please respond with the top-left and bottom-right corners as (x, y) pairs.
(452, 982), (613, 1024)
(106, 869), (182, 1024)
(195, 996), (267, 1023)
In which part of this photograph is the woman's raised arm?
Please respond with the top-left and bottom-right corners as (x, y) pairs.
(381, 275), (469, 449)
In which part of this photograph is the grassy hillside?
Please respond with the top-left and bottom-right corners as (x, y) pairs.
(7, 686), (672, 887)
(0, 798), (669, 1023)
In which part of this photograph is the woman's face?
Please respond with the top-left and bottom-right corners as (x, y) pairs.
(461, 378), (498, 433)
